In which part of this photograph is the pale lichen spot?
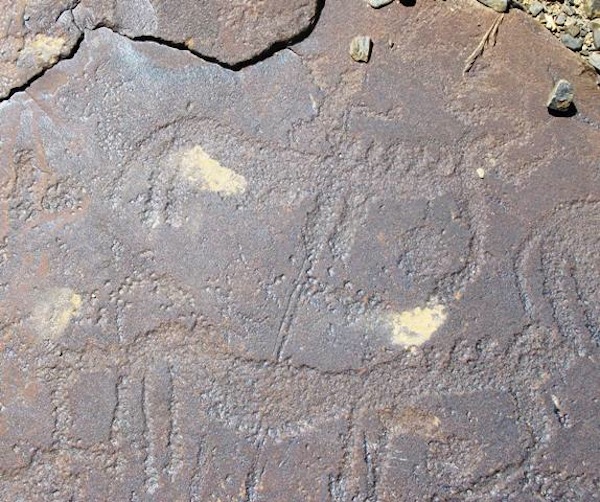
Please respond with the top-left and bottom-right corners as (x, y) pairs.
(21, 34), (67, 65)
(389, 303), (447, 347)
(31, 288), (82, 340)
(379, 407), (442, 440)
(179, 146), (247, 196)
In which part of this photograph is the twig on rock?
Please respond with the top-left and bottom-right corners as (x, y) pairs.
(464, 13), (505, 73)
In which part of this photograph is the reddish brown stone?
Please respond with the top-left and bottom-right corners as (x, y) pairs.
(0, 0), (81, 99)
(0, 0), (599, 499)
(73, 0), (322, 66)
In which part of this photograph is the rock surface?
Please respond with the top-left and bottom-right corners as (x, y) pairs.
(591, 18), (600, 48)
(589, 51), (600, 69)
(476, 0), (508, 13)
(0, 0), (599, 500)
(583, 0), (600, 19)
(0, 0), (81, 99)
(73, 0), (322, 67)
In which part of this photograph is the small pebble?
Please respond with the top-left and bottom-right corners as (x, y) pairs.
(566, 24), (581, 37)
(556, 14), (566, 25)
(476, 168), (486, 179)
(476, 0), (508, 12)
(545, 14), (558, 31)
(547, 79), (575, 112)
(367, 0), (394, 7)
(561, 33), (584, 50)
(589, 52), (600, 70)
(350, 36), (372, 63)
(529, 1), (544, 16)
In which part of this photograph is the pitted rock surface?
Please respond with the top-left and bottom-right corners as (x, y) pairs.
(73, 0), (322, 67)
(0, 0), (599, 500)
(0, 0), (81, 99)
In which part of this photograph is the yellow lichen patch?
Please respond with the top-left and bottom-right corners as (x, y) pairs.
(389, 303), (447, 347)
(31, 288), (82, 340)
(21, 34), (67, 65)
(179, 146), (247, 196)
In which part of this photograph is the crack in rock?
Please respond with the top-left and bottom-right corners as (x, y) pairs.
(0, 0), (325, 102)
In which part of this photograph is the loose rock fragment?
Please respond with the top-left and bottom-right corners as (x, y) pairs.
(583, 0), (600, 19)
(368, 0), (394, 7)
(561, 33), (584, 50)
(476, 168), (486, 179)
(589, 52), (600, 70)
(529, 1), (544, 16)
(591, 19), (600, 48)
(350, 35), (372, 62)
(476, 0), (508, 13)
(547, 79), (575, 112)
(545, 14), (558, 32)
(566, 24), (581, 38)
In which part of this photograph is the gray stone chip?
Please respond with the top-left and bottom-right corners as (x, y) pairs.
(547, 79), (575, 111)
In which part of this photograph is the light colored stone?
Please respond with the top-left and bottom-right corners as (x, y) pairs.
(476, 0), (508, 13)
(350, 35), (372, 62)
(589, 52), (600, 71)
(583, 0), (600, 19)
(529, 1), (544, 16)
(368, 0), (394, 7)
(590, 19), (600, 48)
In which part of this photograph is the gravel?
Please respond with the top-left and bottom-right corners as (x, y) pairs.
(519, 0), (600, 74)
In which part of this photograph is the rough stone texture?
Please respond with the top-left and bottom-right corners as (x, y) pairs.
(368, 0), (394, 8)
(349, 35), (372, 62)
(0, 0), (81, 99)
(0, 0), (599, 500)
(592, 18), (600, 48)
(476, 0), (508, 13)
(583, 0), (600, 19)
(72, 0), (322, 67)
(547, 78), (575, 110)
(590, 51), (600, 69)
